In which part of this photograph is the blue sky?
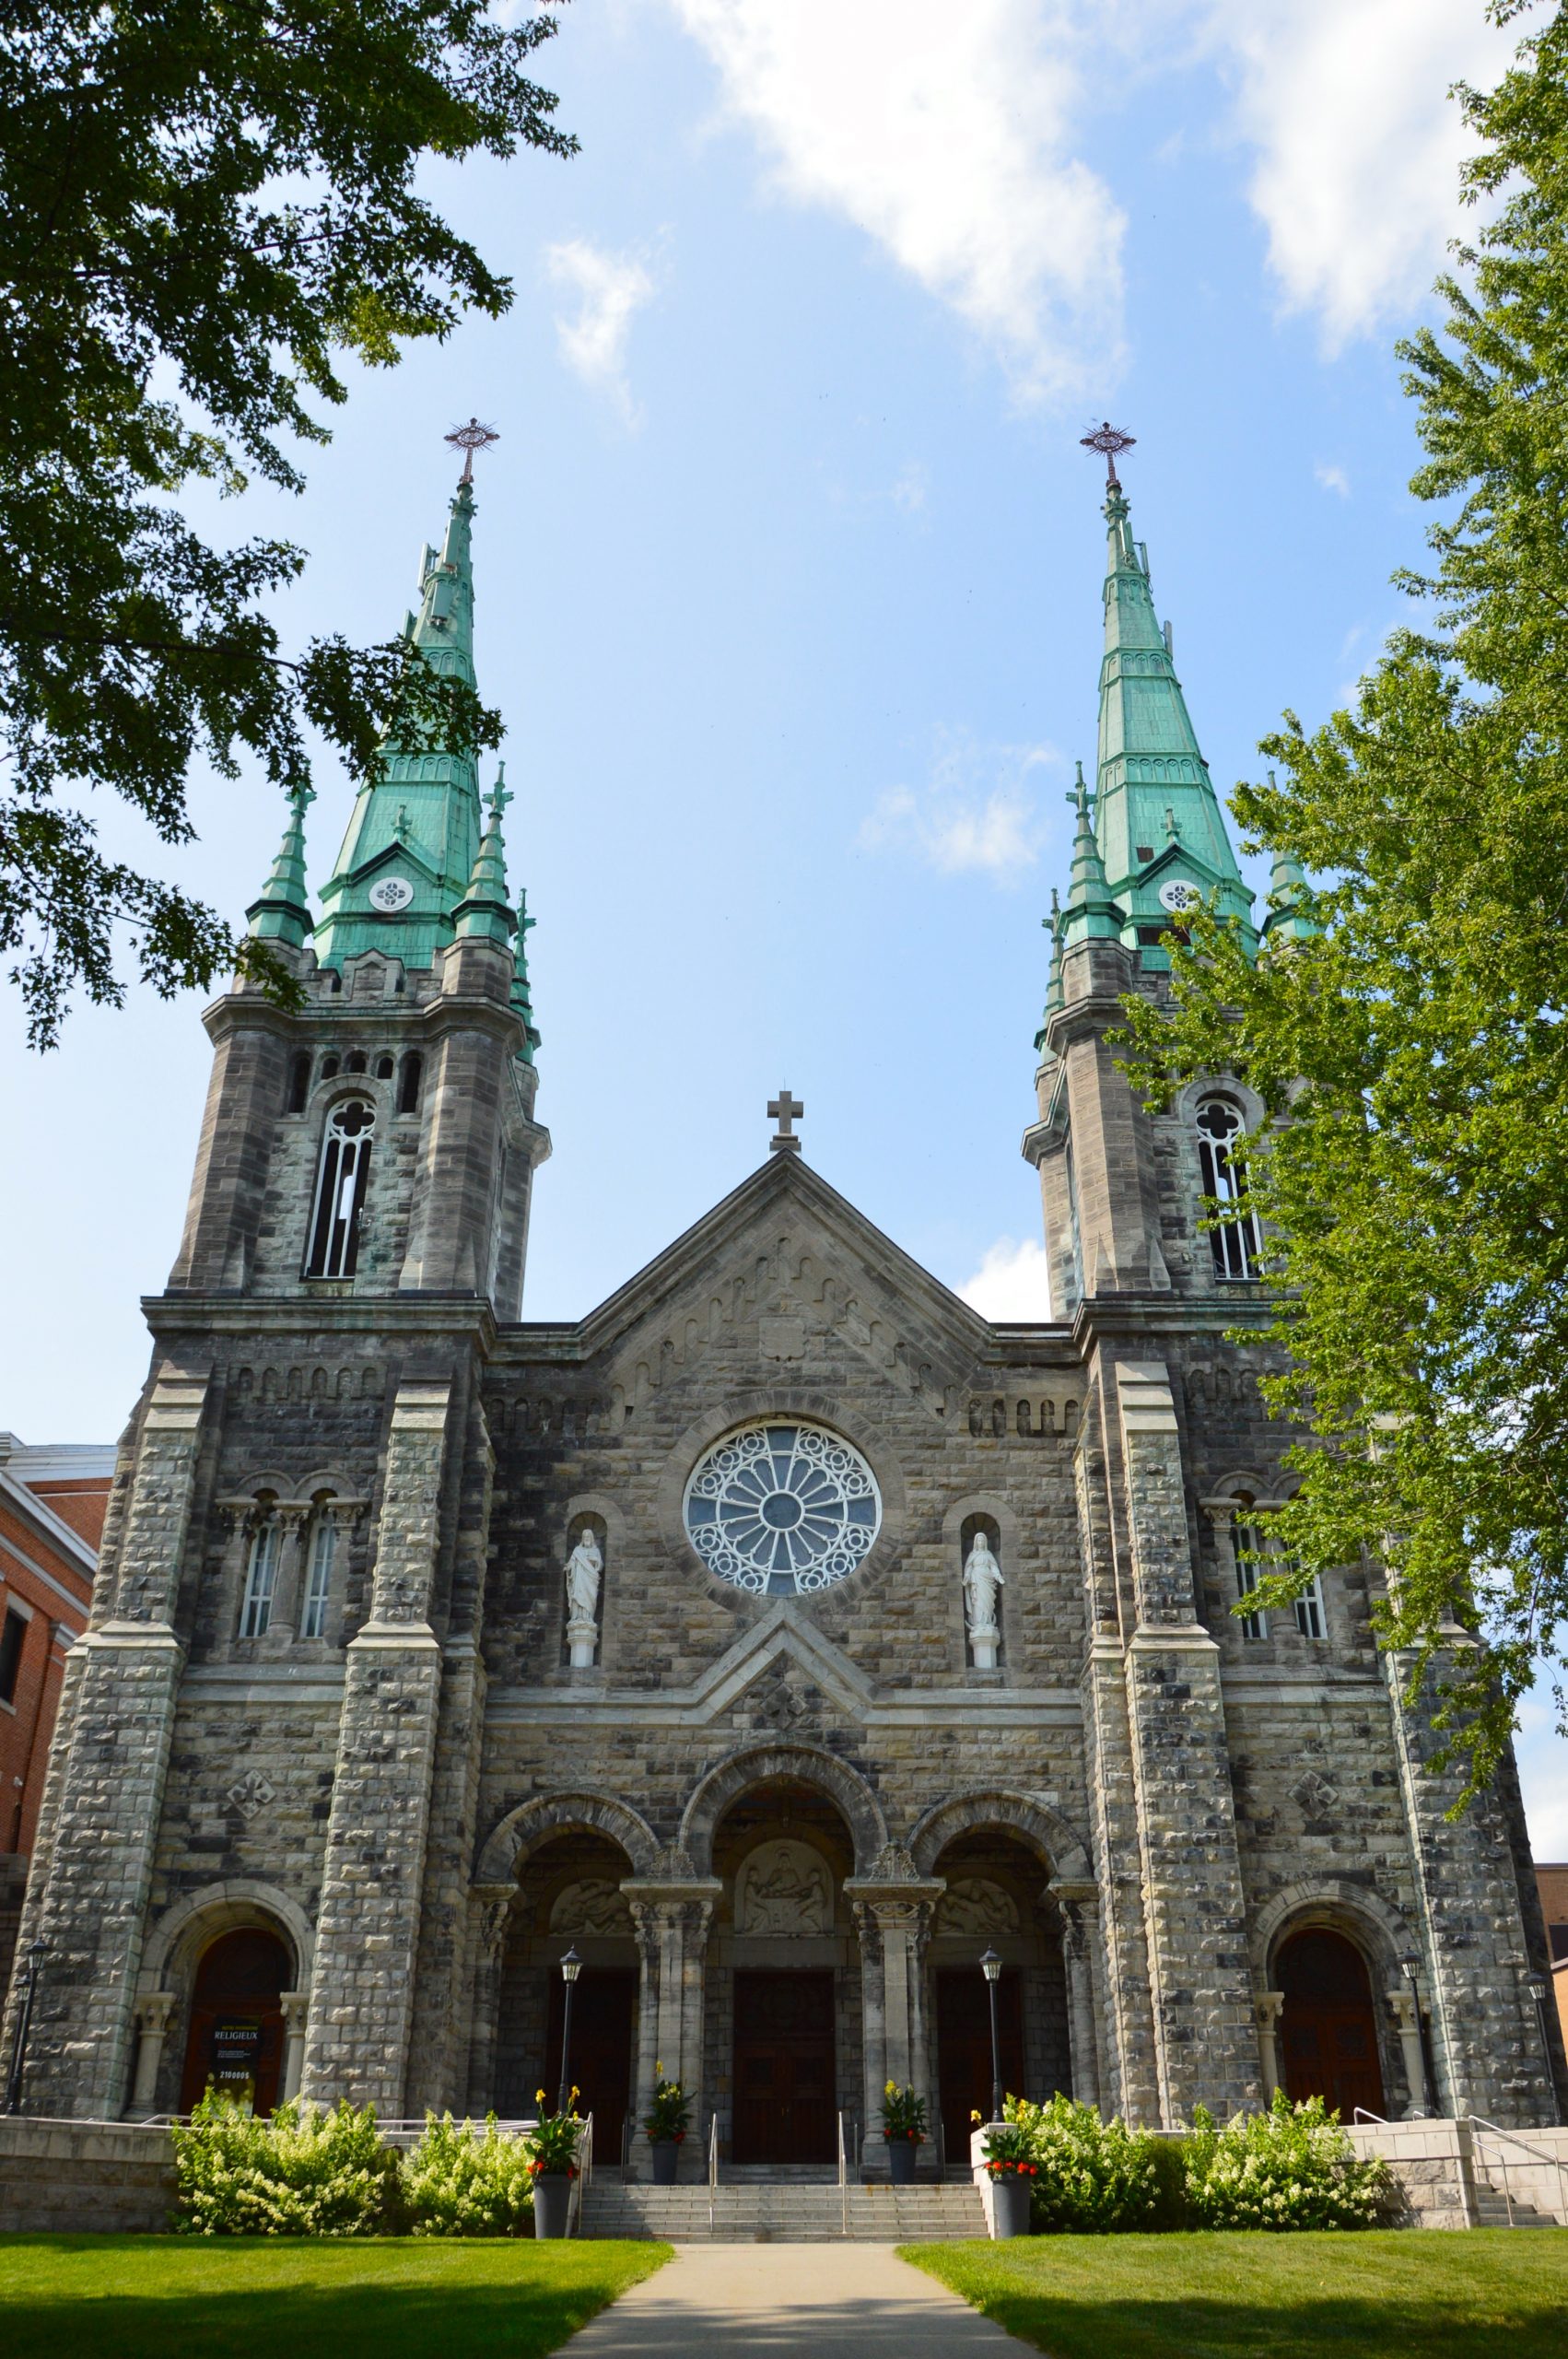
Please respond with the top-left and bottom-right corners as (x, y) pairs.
(6, 0), (1563, 1845)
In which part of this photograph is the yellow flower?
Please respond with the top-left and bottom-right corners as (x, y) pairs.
(970, 2110), (982, 2125)
(885, 2081), (896, 2096)
(536, 2090), (546, 2106)
(570, 2085), (580, 2102)
(655, 2061), (663, 2076)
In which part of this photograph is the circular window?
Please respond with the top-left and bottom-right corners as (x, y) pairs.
(683, 1421), (881, 1596)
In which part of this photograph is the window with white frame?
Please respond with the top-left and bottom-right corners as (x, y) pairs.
(1233, 1518), (1266, 1640)
(305, 1097), (375, 1279)
(1195, 1098), (1261, 1281)
(1293, 1572), (1328, 1641)
(299, 1515), (336, 1640)
(240, 1519), (280, 1637)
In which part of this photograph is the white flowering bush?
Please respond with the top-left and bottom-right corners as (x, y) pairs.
(1183, 2090), (1393, 2231)
(400, 2112), (536, 2236)
(172, 2092), (396, 2235)
(1003, 2095), (1169, 2233)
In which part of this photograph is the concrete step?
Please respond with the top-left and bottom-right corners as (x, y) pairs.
(1473, 2172), (1560, 2227)
(579, 2181), (989, 2243)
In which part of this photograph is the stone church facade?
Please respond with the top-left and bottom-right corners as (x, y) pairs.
(6, 462), (1562, 2166)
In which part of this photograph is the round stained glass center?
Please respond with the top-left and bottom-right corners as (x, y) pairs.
(683, 1421), (882, 1597)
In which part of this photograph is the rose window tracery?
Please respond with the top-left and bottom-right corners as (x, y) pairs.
(683, 1421), (881, 1595)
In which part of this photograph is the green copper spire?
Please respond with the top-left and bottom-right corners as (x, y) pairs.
(1261, 846), (1317, 948)
(312, 470), (487, 968)
(453, 766), (518, 945)
(510, 886), (542, 1067)
(1060, 762), (1124, 949)
(1092, 479), (1256, 964)
(247, 785), (314, 950)
(1034, 889), (1063, 1054)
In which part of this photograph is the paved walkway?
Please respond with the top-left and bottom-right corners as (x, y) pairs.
(568, 2242), (1031, 2354)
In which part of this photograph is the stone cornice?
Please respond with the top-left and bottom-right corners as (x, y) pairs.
(142, 1293), (498, 1350)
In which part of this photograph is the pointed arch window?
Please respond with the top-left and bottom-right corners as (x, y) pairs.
(299, 1514), (337, 1640)
(240, 1518), (280, 1638)
(305, 1098), (375, 1279)
(1196, 1098), (1260, 1281)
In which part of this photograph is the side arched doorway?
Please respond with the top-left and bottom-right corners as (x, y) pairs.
(1276, 1928), (1386, 2118)
(180, 1927), (291, 2114)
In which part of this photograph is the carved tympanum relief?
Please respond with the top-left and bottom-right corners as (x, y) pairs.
(547, 1879), (633, 1938)
(735, 1839), (833, 1936)
(933, 1877), (1020, 1938)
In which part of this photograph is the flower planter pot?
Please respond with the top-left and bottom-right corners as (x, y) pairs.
(650, 2140), (679, 2185)
(990, 2174), (1033, 2238)
(532, 2173), (573, 2238)
(887, 2136), (919, 2186)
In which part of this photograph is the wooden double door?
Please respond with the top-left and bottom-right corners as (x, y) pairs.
(180, 1928), (289, 2116)
(936, 1967), (1024, 2158)
(544, 1970), (636, 2161)
(732, 1970), (837, 2165)
(1277, 1930), (1387, 2118)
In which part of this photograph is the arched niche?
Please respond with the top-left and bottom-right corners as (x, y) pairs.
(679, 1743), (888, 1878)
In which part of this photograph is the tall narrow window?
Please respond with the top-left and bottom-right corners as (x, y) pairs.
(1294, 1574), (1327, 1641)
(1196, 1099), (1261, 1281)
(240, 1520), (280, 1638)
(299, 1517), (336, 1639)
(285, 1052), (311, 1114)
(1233, 1519), (1266, 1640)
(0, 1606), (28, 1704)
(305, 1098), (375, 1279)
(397, 1051), (423, 1115)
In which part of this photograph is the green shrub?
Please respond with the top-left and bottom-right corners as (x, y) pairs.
(400, 2112), (535, 2236)
(1004, 2095), (1165, 2234)
(1182, 2089), (1395, 2231)
(171, 2093), (397, 2236)
(880, 2081), (929, 2143)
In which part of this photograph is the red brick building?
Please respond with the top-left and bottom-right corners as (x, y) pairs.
(0, 1435), (111, 1980)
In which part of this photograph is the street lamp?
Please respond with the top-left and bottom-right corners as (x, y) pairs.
(1399, 1952), (1432, 2117)
(5, 1939), (47, 2116)
(556, 1947), (582, 2117)
(1526, 1974), (1562, 2127)
(980, 1947), (1003, 2125)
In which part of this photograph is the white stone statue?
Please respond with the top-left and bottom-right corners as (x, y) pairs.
(565, 1525), (603, 1666)
(963, 1532), (1004, 1668)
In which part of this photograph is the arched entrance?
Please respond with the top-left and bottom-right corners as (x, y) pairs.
(927, 1829), (1070, 2156)
(1276, 1928), (1387, 2117)
(496, 1829), (639, 2157)
(180, 1927), (290, 2114)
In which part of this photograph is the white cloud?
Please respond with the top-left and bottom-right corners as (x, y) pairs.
(891, 462), (929, 515)
(1315, 462), (1350, 499)
(859, 732), (1054, 882)
(1201, 0), (1515, 346)
(544, 239), (657, 423)
(663, 0), (1126, 406)
(958, 1235), (1055, 1321)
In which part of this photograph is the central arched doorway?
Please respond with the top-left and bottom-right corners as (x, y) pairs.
(180, 1927), (290, 2114)
(927, 1829), (1070, 2156)
(1276, 1928), (1387, 2117)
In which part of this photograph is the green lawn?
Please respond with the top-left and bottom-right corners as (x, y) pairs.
(902, 2230), (1568, 2359)
(0, 2235), (671, 2359)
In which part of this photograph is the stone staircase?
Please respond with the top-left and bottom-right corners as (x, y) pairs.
(579, 2177), (989, 2242)
(1472, 2172), (1561, 2228)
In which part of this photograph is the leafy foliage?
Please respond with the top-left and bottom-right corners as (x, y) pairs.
(880, 2080), (929, 2141)
(642, 2071), (691, 2143)
(399, 2112), (535, 2236)
(171, 2092), (398, 2235)
(0, 0), (574, 1042)
(1002, 2095), (1166, 2234)
(1116, 0), (1568, 1802)
(979, 2119), (1038, 2179)
(528, 2098), (582, 2177)
(1183, 2091), (1394, 2232)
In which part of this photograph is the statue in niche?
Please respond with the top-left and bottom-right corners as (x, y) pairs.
(549, 1878), (633, 1938)
(935, 1877), (1021, 1938)
(963, 1531), (1005, 1668)
(564, 1523), (603, 1667)
(736, 1839), (832, 1936)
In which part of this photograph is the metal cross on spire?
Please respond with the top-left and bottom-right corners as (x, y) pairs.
(1080, 420), (1135, 488)
(444, 416), (500, 485)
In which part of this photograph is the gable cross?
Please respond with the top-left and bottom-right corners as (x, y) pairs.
(768, 1088), (804, 1156)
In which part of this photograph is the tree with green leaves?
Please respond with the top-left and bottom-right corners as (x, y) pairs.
(0, 0), (575, 1045)
(1118, 0), (1568, 1805)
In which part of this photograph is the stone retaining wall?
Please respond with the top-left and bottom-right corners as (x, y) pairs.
(0, 2118), (175, 2233)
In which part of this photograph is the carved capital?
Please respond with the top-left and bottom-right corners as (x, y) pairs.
(136, 1990), (177, 2035)
(472, 1882), (518, 1961)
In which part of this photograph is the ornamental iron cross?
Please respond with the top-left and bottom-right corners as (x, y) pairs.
(445, 417), (500, 484)
(1080, 420), (1135, 487)
(768, 1088), (804, 1155)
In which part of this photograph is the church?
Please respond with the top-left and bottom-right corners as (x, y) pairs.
(6, 444), (1559, 2171)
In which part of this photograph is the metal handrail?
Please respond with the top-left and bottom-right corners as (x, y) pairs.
(837, 2110), (848, 2238)
(1468, 2113), (1568, 2225)
(567, 2112), (592, 2237)
(708, 2111), (719, 2236)
(1352, 2107), (1390, 2125)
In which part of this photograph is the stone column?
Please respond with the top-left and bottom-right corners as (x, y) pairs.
(1, 1367), (208, 2119)
(620, 1879), (721, 2180)
(1054, 1884), (1103, 2112)
(463, 1884), (518, 2116)
(128, 1992), (176, 2115)
(262, 1503), (310, 1649)
(1391, 1989), (1429, 2117)
(279, 1992), (310, 2103)
(300, 1379), (452, 2115)
(845, 1858), (943, 2177)
(1256, 1993), (1284, 2100)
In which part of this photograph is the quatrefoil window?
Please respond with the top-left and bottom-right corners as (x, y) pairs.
(684, 1421), (881, 1596)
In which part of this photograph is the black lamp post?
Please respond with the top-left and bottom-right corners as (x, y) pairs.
(556, 1946), (582, 2117)
(6, 1939), (47, 2116)
(1527, 1973), (1562, 2127)
(1399, 1952), (1432, 2117)
(980, 1946), (1003, 2125)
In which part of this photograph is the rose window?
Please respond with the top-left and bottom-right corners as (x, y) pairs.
(683, 1421), (881, 1596)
